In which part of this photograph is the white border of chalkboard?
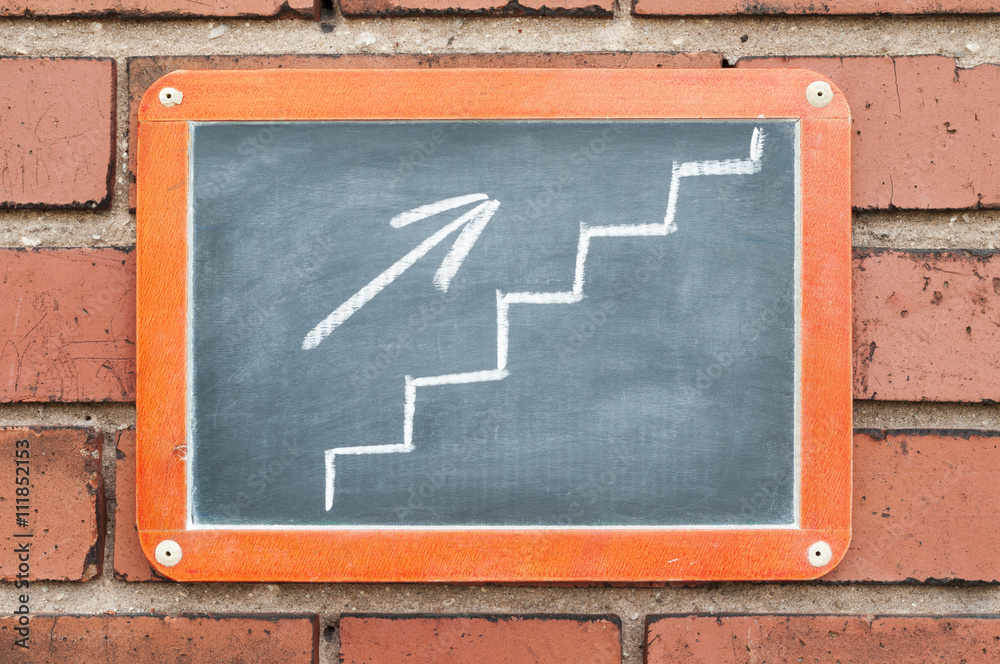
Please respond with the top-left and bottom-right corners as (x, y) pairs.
(136, 68), (852, 582)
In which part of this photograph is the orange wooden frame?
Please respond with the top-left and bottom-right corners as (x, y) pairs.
(136, 69), (851, 582)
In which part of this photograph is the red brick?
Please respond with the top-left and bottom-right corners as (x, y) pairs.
(826, 430), (1000, 583)
(341, 0), (610, 16)
(0, 248), (136, 402)
(0, 58), (115, 209)
(113, 429), (163, 582)
(0, 614), (318, 662)
(635, 0), (1000, 14)
(737, 56), (1000, 209)
(340, 615), (620, 664)
(126, 52), (722, 208)
(0, 428), (103, 581)
(646, 614), (1000, 662)
(0, 0), (315, 18)
(852, 249), (1000, 402)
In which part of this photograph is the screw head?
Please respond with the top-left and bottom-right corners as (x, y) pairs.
(159, 87), (183, 107)
(155, 539), (182, 567)
(807, 540), (833, 567)
(805, 81), (833, 108)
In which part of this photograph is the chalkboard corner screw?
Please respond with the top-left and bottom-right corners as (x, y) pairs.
(159, 87), (183, 108)
(807, 540), (833, 567)
(155, 539), (183, 567)
(805, 81), (833, 109)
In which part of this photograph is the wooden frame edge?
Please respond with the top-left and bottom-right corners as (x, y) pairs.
(138, 68), (850, 123)
(136, 68), (852, 583)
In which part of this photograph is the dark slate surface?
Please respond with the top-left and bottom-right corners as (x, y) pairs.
(189, 119), (797, 526)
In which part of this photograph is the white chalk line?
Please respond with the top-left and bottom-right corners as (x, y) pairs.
(303, 199), (499, 351)
(324, 129), (765, 510)
(390, 193), (489, 228)
(434, 200), (501, 291)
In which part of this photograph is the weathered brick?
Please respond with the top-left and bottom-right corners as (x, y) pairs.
(0, 0), (315, 18)
(646, 614), (1000, 662)
(340, 615), (621, 664)
(827, 430), (1000, 583)
(113, 429), (163, 582)
(852, 249), (1000, 402)
(635, 0), (1000, 14)
(737, 56), (1000, 209)
(340, 0), (611, 16)
(0, 58), (115, 209)
(0, 428), (102, 581)
(646, 615), (1000, 664)
(0, 248), (136, 403)
(0, 614), (318, 662)
(127, 52), (723, 208)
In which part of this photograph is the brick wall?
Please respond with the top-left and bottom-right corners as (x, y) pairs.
(2, 3), (1000, 662)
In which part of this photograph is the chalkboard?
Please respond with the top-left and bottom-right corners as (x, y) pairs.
(190, 119), (796, 527)
(136, 69), (852, 582)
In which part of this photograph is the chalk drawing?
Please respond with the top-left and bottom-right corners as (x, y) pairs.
(307, 128), (767, 510)
(302, 199), (500, 351)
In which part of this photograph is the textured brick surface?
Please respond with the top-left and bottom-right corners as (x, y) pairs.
(0, 428), (102, 581)
(827, 430), (1000, 583)
(635, 0), (1000, 14)
(340, 0), (612, 17)
(852, 249), (1000, 402)
(113, 429), (162, 582)
(0, 614), (318, 662)
(0, 248), (136, 402)
(340, 615), (621, 663)
(127, 51), (722, 208)
(0, 58), (115, 209)
(0, 0), (315, 18)
(738, 56), (1000, 209)
(646, 614), (1000, 662)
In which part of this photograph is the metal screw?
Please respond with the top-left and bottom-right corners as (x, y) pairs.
(805, 81), (833, 108)
(155, 539), (183, 567)
(807, 540), (833, 567)
(159, 87), (183, 107)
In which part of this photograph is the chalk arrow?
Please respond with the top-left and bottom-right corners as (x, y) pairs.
(302, 197), (500, 351)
